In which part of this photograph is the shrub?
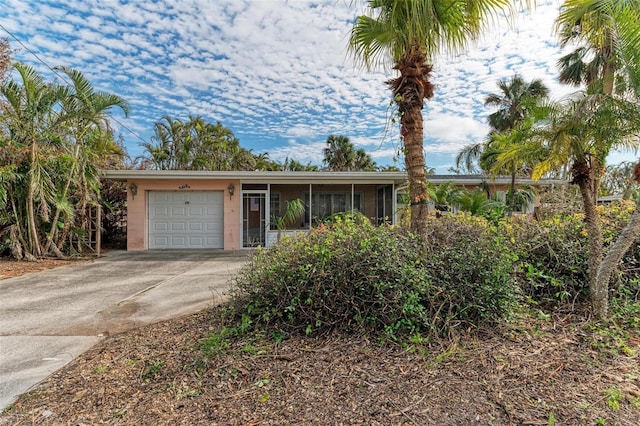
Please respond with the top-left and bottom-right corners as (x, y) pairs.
(508, 214), (589, 305)
(232, 216), (431, 337)
(232, 214), (520, 339)
(507, 201), (640, 306)
(422, 214), (519, 325)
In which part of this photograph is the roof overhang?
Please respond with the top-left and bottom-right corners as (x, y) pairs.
(101, 170), (408, 185)
(101, 170), (568, 187)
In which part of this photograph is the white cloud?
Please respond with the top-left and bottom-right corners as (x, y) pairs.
(4, 0), (609, 170)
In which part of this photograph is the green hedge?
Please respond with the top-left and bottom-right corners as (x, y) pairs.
(508, 201), (640, 306)
(232, 214), (518, 339)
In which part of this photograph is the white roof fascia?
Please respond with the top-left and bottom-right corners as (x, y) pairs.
(101, 170), (567, 186)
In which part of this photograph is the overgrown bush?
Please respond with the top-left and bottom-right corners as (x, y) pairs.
(507, 201), (640, 306)
(422, 214), (519, 325)
(508, 214), (589, 305)
(232, 214), (519, 339)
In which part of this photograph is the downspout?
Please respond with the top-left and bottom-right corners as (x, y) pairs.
(308, 183), (312, 229)
(351, 184), (354, 214)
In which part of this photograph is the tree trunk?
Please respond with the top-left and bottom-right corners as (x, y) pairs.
(402, 105), (428, 235)
(44, 143), (80, 255)
(578, 179), (605, 317)
(389, 46), (434, 236)
(595, 163), (640, 300)
(509, 167), (516, 215)
(26, 139), (41, 257)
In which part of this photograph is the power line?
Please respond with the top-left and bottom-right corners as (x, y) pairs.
(0, 22), (151, 147)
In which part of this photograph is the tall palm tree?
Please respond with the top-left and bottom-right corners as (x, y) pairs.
(140, 116), (250, 171)
(45, 66), (128, 254)
(323, 135), (376, 171)
(550, 0), (640, 316)
(349, 0), (518, 234)
(555, 0), (640, 97)
(494, 92), (640, 317)
(1, 63), (65, 257)
(457, 75), (549, 213)
(323, 135), (356, 171)
(485, 75), (549, 132)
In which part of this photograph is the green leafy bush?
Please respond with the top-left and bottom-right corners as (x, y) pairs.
(508, 214), (589, 304)
(232, 214), (519, 339)
(232, 217), (430, 337)
(507, 201), (640, 306)
(422, 214), (519, 325)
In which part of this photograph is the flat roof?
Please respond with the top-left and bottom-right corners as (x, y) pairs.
(101, 170), (568, 186)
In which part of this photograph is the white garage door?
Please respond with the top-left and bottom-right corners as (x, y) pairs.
(148, 191), (224, 249)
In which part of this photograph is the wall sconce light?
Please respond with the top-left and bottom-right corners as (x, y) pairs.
(129, 183), (138, 200)
(227, 183), (235, 200)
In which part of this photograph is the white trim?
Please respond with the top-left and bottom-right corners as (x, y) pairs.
(241, 189), (269, 248)
(102, 169), (568, 187)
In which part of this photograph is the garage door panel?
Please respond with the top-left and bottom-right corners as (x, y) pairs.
(189, 222), (203, 231)
(152, 222), (169, 232)
(171, 222), (186, 231)
(149, 191), (224, 249)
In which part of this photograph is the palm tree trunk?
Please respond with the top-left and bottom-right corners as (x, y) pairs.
(26, 140), (42, 257)
(578, 179), (605, 317)
(595, 163), (640, 301)
(44, 143), (79, 255)
(402, 105), (428, 235)
(391, 47), (434, 236)
(509, 167), (516, 215)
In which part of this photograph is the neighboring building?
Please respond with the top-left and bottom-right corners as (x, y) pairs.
(102, 170), (566, 251)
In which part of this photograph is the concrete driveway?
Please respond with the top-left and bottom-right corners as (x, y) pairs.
(0, 249), (248, 411)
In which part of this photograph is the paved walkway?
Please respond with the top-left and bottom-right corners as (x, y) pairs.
(0, 250), (248, 410)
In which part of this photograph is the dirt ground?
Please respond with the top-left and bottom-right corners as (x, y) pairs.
(1, 304), (639, 425)
(0, 257), (90, 279)
(1, 258), (639, 425)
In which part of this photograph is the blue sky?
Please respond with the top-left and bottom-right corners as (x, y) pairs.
(1, 0), (633, 172)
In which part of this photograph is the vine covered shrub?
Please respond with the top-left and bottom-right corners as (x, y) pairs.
(422, 214), (519, 324)
(509, 214), (589, 305)
(232, 214), (520, 338)
(232, 217), (430, 337)
(509, 201), (640, 306)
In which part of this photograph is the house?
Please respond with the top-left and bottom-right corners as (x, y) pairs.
(102, 170), (566, 251)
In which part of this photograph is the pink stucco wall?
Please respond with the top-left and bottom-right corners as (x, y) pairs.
(126, 179), (241, 251)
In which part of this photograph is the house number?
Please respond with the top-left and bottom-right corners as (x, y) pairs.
(178, 184), (191, 189)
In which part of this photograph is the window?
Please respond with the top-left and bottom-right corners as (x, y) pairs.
(303, 191), (362, 224)
(269, 193), (281, 230)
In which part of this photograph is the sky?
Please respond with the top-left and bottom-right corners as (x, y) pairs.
(1, 0), (635, 172)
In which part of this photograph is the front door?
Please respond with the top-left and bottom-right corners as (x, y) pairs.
(242, 191), (268, 247)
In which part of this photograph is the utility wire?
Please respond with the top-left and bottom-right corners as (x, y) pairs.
(0, 22), (151, 146)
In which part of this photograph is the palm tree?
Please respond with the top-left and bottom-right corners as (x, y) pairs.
(485, 75), (549, 132)
(349, 0), (519, 234)
(281, 157), (319, 171)
(451, 188), (504, 217)
(1, 63), (65, 257)
(426, 181), (459, 214)
(550, 0), (640, 316)
(494, 92), (640, 317)
(45, 66), (128, 254)
(140, 116), (252, 171)
(354, 148), (377, 171)
(596, 161), (640, 305)
(555, 0), (640, 97)
(601, 161), (638, 200)
(323, 135), (356, 171)
(457, 75), (549, 213)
